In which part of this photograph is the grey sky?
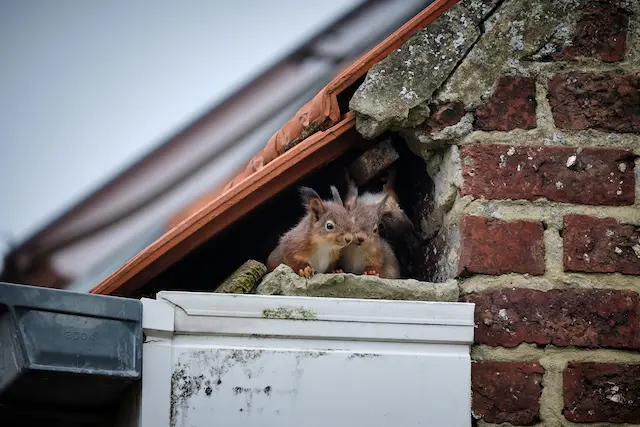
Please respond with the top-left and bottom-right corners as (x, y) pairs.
(0, 0), (361, 247)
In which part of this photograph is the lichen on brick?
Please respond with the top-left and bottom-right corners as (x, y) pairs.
(556, 2), (630, 62)
(564, 214), (640, 275)
(547, 72), (640, 133)
(349, 1), (495, 139)
(466, 288), (640, 349)
(400, 107), (473, 159)
(564, 362), (640, 423)
(460, 144), (636, 205)
(436, 0), (584, 109)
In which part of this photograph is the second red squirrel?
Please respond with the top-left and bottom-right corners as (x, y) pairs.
(347, 169), (414, 237)
(338, 182), (401, 279)
(267, 186), (354, 278)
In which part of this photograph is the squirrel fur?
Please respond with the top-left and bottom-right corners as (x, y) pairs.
(339, 186), (400, 279)
(344, 170), (419, 278)
(267, 186), (354, 278)
(346, 169), (414, 237)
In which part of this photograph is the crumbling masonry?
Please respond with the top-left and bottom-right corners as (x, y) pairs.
(348, 0), (640, 425)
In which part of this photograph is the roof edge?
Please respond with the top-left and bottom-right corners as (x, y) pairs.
(90, 113), (357, 296)
(6, 0), (374, 258)
(168, 0), (458, 228)
(90, 0), (459, 296)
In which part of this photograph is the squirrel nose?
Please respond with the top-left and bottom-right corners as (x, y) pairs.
(344, 234), (353, 244)
(356, 235), (365, 244)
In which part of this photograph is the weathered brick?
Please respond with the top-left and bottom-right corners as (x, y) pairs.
(465, 288), (640, 349)
(459, 216), (545, 276)
(564, 215), (640, 275)
(348, 138), (399, 185)
(547, 72), (640, 132)
(564, 363), (640, 423)
(430, 102), (465, 132)
(558, 3), (629, 63)
(475, 76), (537, 131)
(472, 362), (544, 426)
(460, 144), (635, 205)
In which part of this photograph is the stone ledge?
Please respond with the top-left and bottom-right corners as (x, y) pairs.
(256, 264), (459, 302)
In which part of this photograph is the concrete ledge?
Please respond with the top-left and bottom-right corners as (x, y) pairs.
(256, 264), (459, 302)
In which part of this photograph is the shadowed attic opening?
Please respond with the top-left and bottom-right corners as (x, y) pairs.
(130, 129), (462, 299)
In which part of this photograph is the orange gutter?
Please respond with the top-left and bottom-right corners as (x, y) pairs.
(90, 0), (459, 296)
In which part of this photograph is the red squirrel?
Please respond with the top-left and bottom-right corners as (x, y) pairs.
(267, 186), (354, 278)
(339, 185), (401, 279)
(344, 170), (418, 278)
(346, 169), (414, 236)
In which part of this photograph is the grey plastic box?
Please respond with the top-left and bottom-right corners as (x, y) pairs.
(0, 282), (142, 408)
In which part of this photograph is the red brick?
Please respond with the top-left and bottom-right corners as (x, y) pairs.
(564, 215), (640, 275)
(472, 362), (544, 426)
(460, 144), (635, 205)
(426, 102), (465, 133)
(558, 3), (629, 63)
(464, 288), (640, 350)
(475, 75), (537, 131)
(564, 363), (640, 423)
(458, 216), (545, 276)
(548, 72), (640, 132)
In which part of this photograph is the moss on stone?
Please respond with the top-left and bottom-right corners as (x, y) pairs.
(436, 0), (585, 108)
(215, 259), (267, 294)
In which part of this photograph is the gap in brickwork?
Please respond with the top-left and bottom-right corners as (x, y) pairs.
(387, 134), (447, 282)
(394, 112), (466, 284)
(351, 132), (438, 281)
(134, 141), (368, 297)
(132, 131), (444, 297)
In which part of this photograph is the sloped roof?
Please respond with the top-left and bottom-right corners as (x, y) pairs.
(90, 0), (458, 296)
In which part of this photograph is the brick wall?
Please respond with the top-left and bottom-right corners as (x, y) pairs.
(449, 4), (640, 425)
(350, 0), (640, 425)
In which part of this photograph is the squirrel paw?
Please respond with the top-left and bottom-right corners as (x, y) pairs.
(332, 269), (344, 274)
(298, 266), (316, 279)
(364, 269), (379, 276)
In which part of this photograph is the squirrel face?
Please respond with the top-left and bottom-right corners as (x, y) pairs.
(342, 179), (388, 248)
(346, 196), (387, 248)
(300, 186), (354, 247)
(343, 174), (414, 240)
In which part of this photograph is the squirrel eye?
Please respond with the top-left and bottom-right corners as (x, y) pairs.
(325, 221), (335, 230)
(373, 225), (378, 234)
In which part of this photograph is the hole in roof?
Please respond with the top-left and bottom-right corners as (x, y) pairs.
(337, 75), (366, 114)
(133, 129), (456, 298)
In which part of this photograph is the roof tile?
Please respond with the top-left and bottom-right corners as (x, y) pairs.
(91, 0), (459, 296)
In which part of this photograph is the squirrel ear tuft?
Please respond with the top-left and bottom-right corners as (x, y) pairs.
(345, 179), (358, 210)
(299, 186), (320, 204)
(330, 185), (343, 205)
(299, 186), (325, 220)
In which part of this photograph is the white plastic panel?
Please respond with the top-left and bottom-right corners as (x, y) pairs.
(140, 293), (475, 427)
